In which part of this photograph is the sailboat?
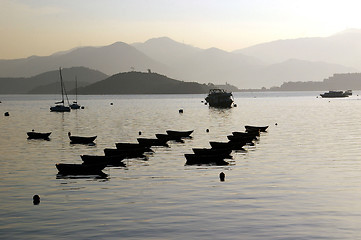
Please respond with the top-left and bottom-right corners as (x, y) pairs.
(50, 68), (71, 112)
(70, 76), (81, 109)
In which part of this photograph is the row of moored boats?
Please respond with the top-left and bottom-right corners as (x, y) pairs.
(184, 125), (268, 166)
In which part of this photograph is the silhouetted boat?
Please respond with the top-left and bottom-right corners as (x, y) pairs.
(209, 141), (246, 150)
(232, 131), (259, 139)
(50, 67), (71, 112)
(192, 148), (232, 159)
(320, 90), (350, 98)
(27, 130), (51, 139)
(104, 148), (146, 158)
(155, 133), (183, 142)
(70, 76), (81, 109)
(137, 138), (169, 147)
(165, 130), (194, 138)
(115, 142), (153, 152)
(68, 132), (97, 144)
(81, 155), (126, 167)
(227, 135), (254, 143)
(55, 163), (106, 175)
(205, 89), (233, 108)
(245, 125), (268, 132)
(184, 154), (229, 165)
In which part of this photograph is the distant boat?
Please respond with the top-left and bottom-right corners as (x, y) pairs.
(184, 154), (229, 165)
(137, 138), (169, 147)
(70, 76), (81, 109)
(50, 68), (71, 112)
(81, 155), (126, 167)
(245, 125), (268, 132)
(56, 163), (106, 175)
(205, 89), (233, 108)
(68, 132), (97, 144)
(27, 130), (51, 139)
(320, 90), (350, 98)
(165, 130), (194, 138)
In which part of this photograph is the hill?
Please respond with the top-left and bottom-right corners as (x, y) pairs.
(0, 42), (168, 78)
(0, 67), (108, 94)
(270, 73), (361, 91)
(236, 29), (361, 70)
(78, 71), (215, 94)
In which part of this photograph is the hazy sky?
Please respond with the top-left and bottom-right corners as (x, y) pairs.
(2, 0), (361, 59)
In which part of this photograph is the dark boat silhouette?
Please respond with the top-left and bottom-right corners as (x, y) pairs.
(209, 141), (246, 150)
(205, 89), (233, 108)
(27, 130), (51, 139)
(137, 138), (169, 147)
(50, 68), (71, 112)
(232, 131), (259, 139)
(192, 148), (232, 159)
(115, 142), (153, 152)
(184, 154), (229, 165)
(55, 163), (106, 175)
(68, 132), (97, 144)
(165, 130), (194, 138)
(245, 125), (268, 132)
(155, 133), (183, 142)
(81, 155), (126, 167)
(227, 135), (254, 143)
(104, 148), (146, 158)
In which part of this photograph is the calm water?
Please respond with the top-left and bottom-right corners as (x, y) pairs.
(1, 92), (361, 239)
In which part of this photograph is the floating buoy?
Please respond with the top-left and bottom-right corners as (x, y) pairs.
(179, 109), (183, 113)
(233, 104), (237, 107)
(138, 131), (142, 135)
(4, 112), (9, 116)
(110, 103), (113, 105)
(219, 172), (225, 182)
(275, 123), (278, 126)
(206, 129), (209, 133)
(81, 106), (84, 109)
(33, 195), (40, 205)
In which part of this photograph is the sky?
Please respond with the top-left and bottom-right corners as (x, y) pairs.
(1, 0), (361, 59)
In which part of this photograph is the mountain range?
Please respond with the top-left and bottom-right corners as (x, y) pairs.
(0, 29), (360, 89)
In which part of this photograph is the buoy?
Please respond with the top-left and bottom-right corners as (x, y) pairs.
(206, 129), (209, 133)
(33, 195), (40, 205)
(275, 123), (278, 126)
(81, 106), (84, 109)
(110, 103), (113, 105)
(234, 104), (237, 107)
(219, 172), (225, 181)
(179, 109), (183, 113)
(138, 131), (142, 135)
(4, 112), (9, 116)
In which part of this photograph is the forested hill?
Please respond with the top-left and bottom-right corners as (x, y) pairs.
(77, 71), (215, 94)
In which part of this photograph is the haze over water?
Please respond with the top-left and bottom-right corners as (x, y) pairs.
(1, 92), (361, 239)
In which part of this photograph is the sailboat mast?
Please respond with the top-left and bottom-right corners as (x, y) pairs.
(59, 67), (65, 106)
(75, 76), (78, 102)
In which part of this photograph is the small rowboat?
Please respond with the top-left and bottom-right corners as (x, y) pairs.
(55, 163), (106, 175)
(68, 132), (97, 144)
(155, 133), (183, 142)
(245, 125), (268, 132)
(166, 130), (194, 138)
(137, 138), (169, 147)
(184, 154), (229, 165)
(27, 131), (51, 139)
(209, 141), (246, 150)
(232, 131), (259, 138)
(115, 142), (153, 152)
(81, 155), (126, 167)
(104, 148), (146, 158)
(192, 148), (232, 159)
(227, 135), (254, 143)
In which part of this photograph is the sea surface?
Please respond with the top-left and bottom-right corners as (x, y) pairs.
(1, 91), (361, 239)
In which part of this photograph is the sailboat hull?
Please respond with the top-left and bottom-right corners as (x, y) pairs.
(50, 105), (71, 112)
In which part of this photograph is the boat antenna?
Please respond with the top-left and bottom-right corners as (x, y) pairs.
(75, 76), (78, 103)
